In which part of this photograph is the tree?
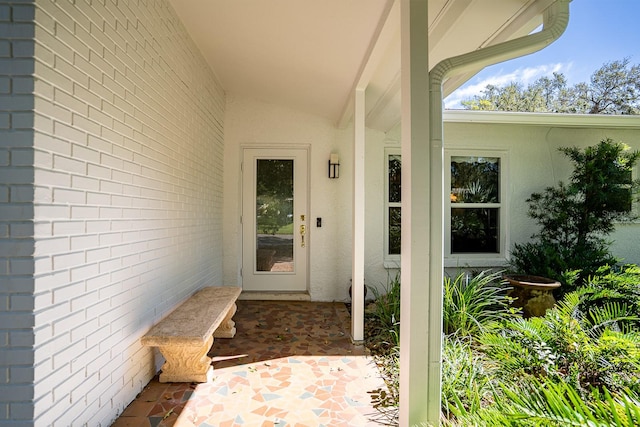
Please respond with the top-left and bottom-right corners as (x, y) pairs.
(256, 160), (294, 234)
(510, 139), (640, 290)
(461, 58), (640, 114)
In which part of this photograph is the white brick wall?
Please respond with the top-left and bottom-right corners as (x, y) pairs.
(0, 1), (37, 425)
(2, 0), (225, 425)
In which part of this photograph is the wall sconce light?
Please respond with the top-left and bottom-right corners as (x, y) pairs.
(328, 153), (340, 179)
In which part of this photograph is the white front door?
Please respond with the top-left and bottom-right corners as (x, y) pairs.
(241, 148), (309, 292)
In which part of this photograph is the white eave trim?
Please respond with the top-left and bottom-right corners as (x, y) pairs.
(444, 110), (640, 129)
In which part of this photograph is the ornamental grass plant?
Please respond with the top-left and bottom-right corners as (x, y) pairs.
(365, 267), (640, 427)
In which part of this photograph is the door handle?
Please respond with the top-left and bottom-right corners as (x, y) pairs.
(300, 224), (306, 248)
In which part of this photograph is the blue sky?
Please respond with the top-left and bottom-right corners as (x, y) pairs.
(445, 0), (640, 109)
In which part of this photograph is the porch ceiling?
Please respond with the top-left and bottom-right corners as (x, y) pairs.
(169, 0), (555, 132)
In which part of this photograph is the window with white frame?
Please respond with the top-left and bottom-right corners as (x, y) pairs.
(384, 149), (508, 265)
(617, 163), (639, 218)
(445, 150), (507, 261)
(633, 164), (640, 217)
(384, 149), (401, 263)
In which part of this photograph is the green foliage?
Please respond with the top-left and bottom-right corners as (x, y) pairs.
(365, 274), (402, 426)
(366, 273), (401, 346)
(256, 160), (294, 234)
(442, 282), (640, 427)
(479, 287), (640, 395)
(497, 381), (640, 427)
(510, 138), (640, 289)
(443, 270), (515, 336)
(579, 265), (640, 331)
(450, 157), (499, 203)
(364, 268), (640, 426)
(511, 238), (615, 288)
(462, 58), (640, 114)
(441, 336), (496, 421)
(445, 380), (640, 427)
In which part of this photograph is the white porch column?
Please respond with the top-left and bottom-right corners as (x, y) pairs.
(351, 87), (366, 342)
(399, 0), (442, 426)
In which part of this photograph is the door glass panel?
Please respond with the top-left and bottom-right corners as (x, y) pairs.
(255, 159), (294, 272)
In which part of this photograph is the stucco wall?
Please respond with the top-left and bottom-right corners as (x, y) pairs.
(224, 103), (640, 300)
(363, 116), (640, 290)
(447, 122), (640, 267)
(1, 1), (225, 425)
(223, 96), (389, 301)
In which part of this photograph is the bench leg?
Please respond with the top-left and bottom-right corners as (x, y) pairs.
(213, 303), (237, 338)
(158, 335), (214, 383)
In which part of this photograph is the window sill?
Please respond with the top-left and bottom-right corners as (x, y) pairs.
(384, 257), (509, 269)
(383, 259), (401, 269)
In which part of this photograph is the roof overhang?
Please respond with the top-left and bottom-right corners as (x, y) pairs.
(444, 110), (640, 129)
(169, 0), (558, 132)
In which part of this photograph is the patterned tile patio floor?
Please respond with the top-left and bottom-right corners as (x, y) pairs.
(111, 300), (387, 427)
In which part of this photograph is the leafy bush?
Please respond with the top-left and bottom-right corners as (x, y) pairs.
(441, 336), (496, 420)
(445, 380), (640, 427)
(365, 274), (401, 426)
(365, 268), (640, 426)
(443, 270), (514, 336)
(511, 238), (615, 289)
(443, 281), (640, 427)
(579, 264), (640, 331)
(479, 287), (640, 396)
(510, 138), (639, 291)
(366, 273), (401, 349)
(493, 381), (640, 427)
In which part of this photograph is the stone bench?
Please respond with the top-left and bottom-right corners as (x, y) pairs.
(141, 286), (242, 383)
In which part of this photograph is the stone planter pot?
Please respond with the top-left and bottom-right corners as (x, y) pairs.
(504, 274), (561, 318)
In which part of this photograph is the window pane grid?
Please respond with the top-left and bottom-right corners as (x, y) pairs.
(452, 203), (501, 208)
(448, 153), (504, 256)
(385, 150), (401, 259)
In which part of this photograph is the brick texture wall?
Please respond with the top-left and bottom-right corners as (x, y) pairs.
(1, 0), (225, 425)
(0, 1), (37, 425)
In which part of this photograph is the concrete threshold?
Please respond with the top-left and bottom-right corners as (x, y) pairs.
(238, 291), (311, 301)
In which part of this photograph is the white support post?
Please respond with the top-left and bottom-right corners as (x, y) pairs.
(351, 87), (366, 342)
(399, 0), (442, 426)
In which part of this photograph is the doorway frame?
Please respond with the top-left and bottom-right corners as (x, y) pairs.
(239, 144), (311, 295)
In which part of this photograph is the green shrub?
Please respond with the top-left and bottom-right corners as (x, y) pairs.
(365, 274), (401, 426)
(479, 287), (640, 396)
(510, 138), (639, 291)
(511, 238), (616, 288)
(441, 336), (496, 420)
(445, 380), (640, 427)
(579, 264), (640, 331)
(366, 268), (640, 426)
(443, 270), (515, 336)
(494, 381), (640, 427)
(366, 273), (401, 349)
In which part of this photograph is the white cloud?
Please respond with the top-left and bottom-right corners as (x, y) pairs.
(444, 62), (572, 109)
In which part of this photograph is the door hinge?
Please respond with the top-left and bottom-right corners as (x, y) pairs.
(240, 215), (242, 224)
(240, 268), (243, 277)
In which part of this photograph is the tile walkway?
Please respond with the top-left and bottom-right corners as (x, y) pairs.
(112, 300), (388, 426)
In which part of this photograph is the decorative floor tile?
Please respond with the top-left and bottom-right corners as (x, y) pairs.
(112, 301), (386, 426)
